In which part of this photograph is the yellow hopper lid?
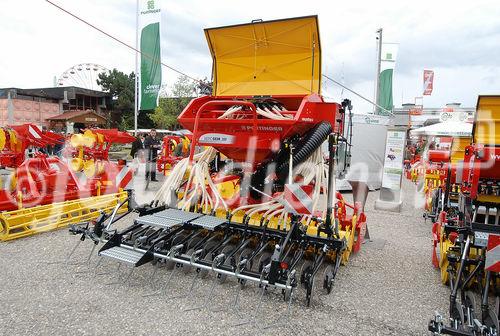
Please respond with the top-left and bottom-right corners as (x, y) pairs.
(474, 95), (500, 145)
(205, 15), (322, 97)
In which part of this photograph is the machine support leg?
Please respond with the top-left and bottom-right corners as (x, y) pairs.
(325, 133), (338, 237)
(450, 235), (471, 317)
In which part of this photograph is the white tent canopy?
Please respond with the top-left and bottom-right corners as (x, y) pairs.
(410, 121), (472, 137)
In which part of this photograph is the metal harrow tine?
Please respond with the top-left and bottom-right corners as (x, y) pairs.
(206, 256), (250, 319)
(167, 269), (201, 300)
(93, 256), (117, 276)
(46, 237), (86, 266)
(73, 243), (99, 274)
(231, 284), (266, 332)
(167, 249), (204, 300)
(184, 253), (226, 312)
(262, 270), (296, 330)
(161, 264), (180, 294)
(231, 266), (270, 329)
(105, 262), (130, 286)
(143, 263), (179, 297)
(183, 273), (219, 312)
(143, 244), (184, 297)
(231, 267), (296, 331)
(85, 244), (98, 265)
(148, 262), (161, 289)
(210, 266), (247, 312)
(261, 292), (295, 330)
(211, 283), (235, 313)
(123, 267), (135, 286)
(214, 257), (249, 313)
(64, 239), (82, 265)
(230, 280), (244, 312)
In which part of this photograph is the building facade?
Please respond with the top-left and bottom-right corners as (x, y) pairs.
(0, 87), (112, 130)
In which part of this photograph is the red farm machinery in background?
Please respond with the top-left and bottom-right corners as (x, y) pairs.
(0, 125), (133, 241)
(429, 96), (500, 336)
(64, 128), (135, 195)
(156, 132), (192, 174)
(0, 123), (70, 211)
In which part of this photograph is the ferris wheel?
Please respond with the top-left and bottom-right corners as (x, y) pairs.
(57, 63), (110, 91)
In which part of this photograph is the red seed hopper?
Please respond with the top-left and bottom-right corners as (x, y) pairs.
(177, 16), (344, 163)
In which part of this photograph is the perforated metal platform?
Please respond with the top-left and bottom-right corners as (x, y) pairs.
(135, 209), (225, 231)
(135, 215), (181, 229)
(154, 208), (204, 222)
(189, 215), (226, 230)
(99, 246), (144, 265)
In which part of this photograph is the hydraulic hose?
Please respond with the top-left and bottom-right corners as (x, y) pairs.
(250, 121), (333, 199)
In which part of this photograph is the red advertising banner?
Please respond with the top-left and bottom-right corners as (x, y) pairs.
(423, 70), (434, 96)
(409, 105), (423, 115)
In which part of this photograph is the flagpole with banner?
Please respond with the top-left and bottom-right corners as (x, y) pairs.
(377, 42), (399, 115)
(135, 0), (162, 134)
(134, 0), (139, 135)
(374, 28), (382, 114)
(138, 0), (162, 111)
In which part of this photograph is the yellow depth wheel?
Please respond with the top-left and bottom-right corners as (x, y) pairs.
(70, 158), (84, 172)
(70, 134), (84, 148)
(9, 171), (17, 191)
(439, 232), (452, 285)
(83, 159), (96, 178)
(182, 137), (191, 151)
(82, 130), (97, 147)
(96, 133), (105, 145)
(0, 129), (6, 150)
(169, 139), (178, 152)
(341, 216), (357, 265)
(440, 254), (449, 285)
(0, 218), (6, 241)
(8, 130), (17, 151)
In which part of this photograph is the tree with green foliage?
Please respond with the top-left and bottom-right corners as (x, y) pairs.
(97, 69), (135, 130)
(150, 75), (198, 129)
(97, 69), (154, 130)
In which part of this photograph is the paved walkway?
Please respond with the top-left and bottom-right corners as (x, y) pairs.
(0, 177), (448, 335)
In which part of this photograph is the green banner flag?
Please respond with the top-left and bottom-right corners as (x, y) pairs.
(378, 68), (393, 114)
(138, 0), (162, 111)
(377, 43), (398, 115)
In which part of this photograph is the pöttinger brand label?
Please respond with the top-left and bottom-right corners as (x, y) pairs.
(199, 133), (235, 145)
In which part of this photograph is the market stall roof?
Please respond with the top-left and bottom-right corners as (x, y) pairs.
(410, 121), (472, 137)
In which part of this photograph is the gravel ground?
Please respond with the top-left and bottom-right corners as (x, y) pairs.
(0, 173), (449, 336)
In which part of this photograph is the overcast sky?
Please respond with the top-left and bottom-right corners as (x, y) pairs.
(1, 0), (499, 112)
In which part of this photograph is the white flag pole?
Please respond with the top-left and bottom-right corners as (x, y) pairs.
(134, 0), (139, 136)
(374, 28), (383, 114)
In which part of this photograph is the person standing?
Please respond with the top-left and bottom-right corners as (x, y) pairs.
(144, 129), (161, 182)
(130, 133), (145, 159)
